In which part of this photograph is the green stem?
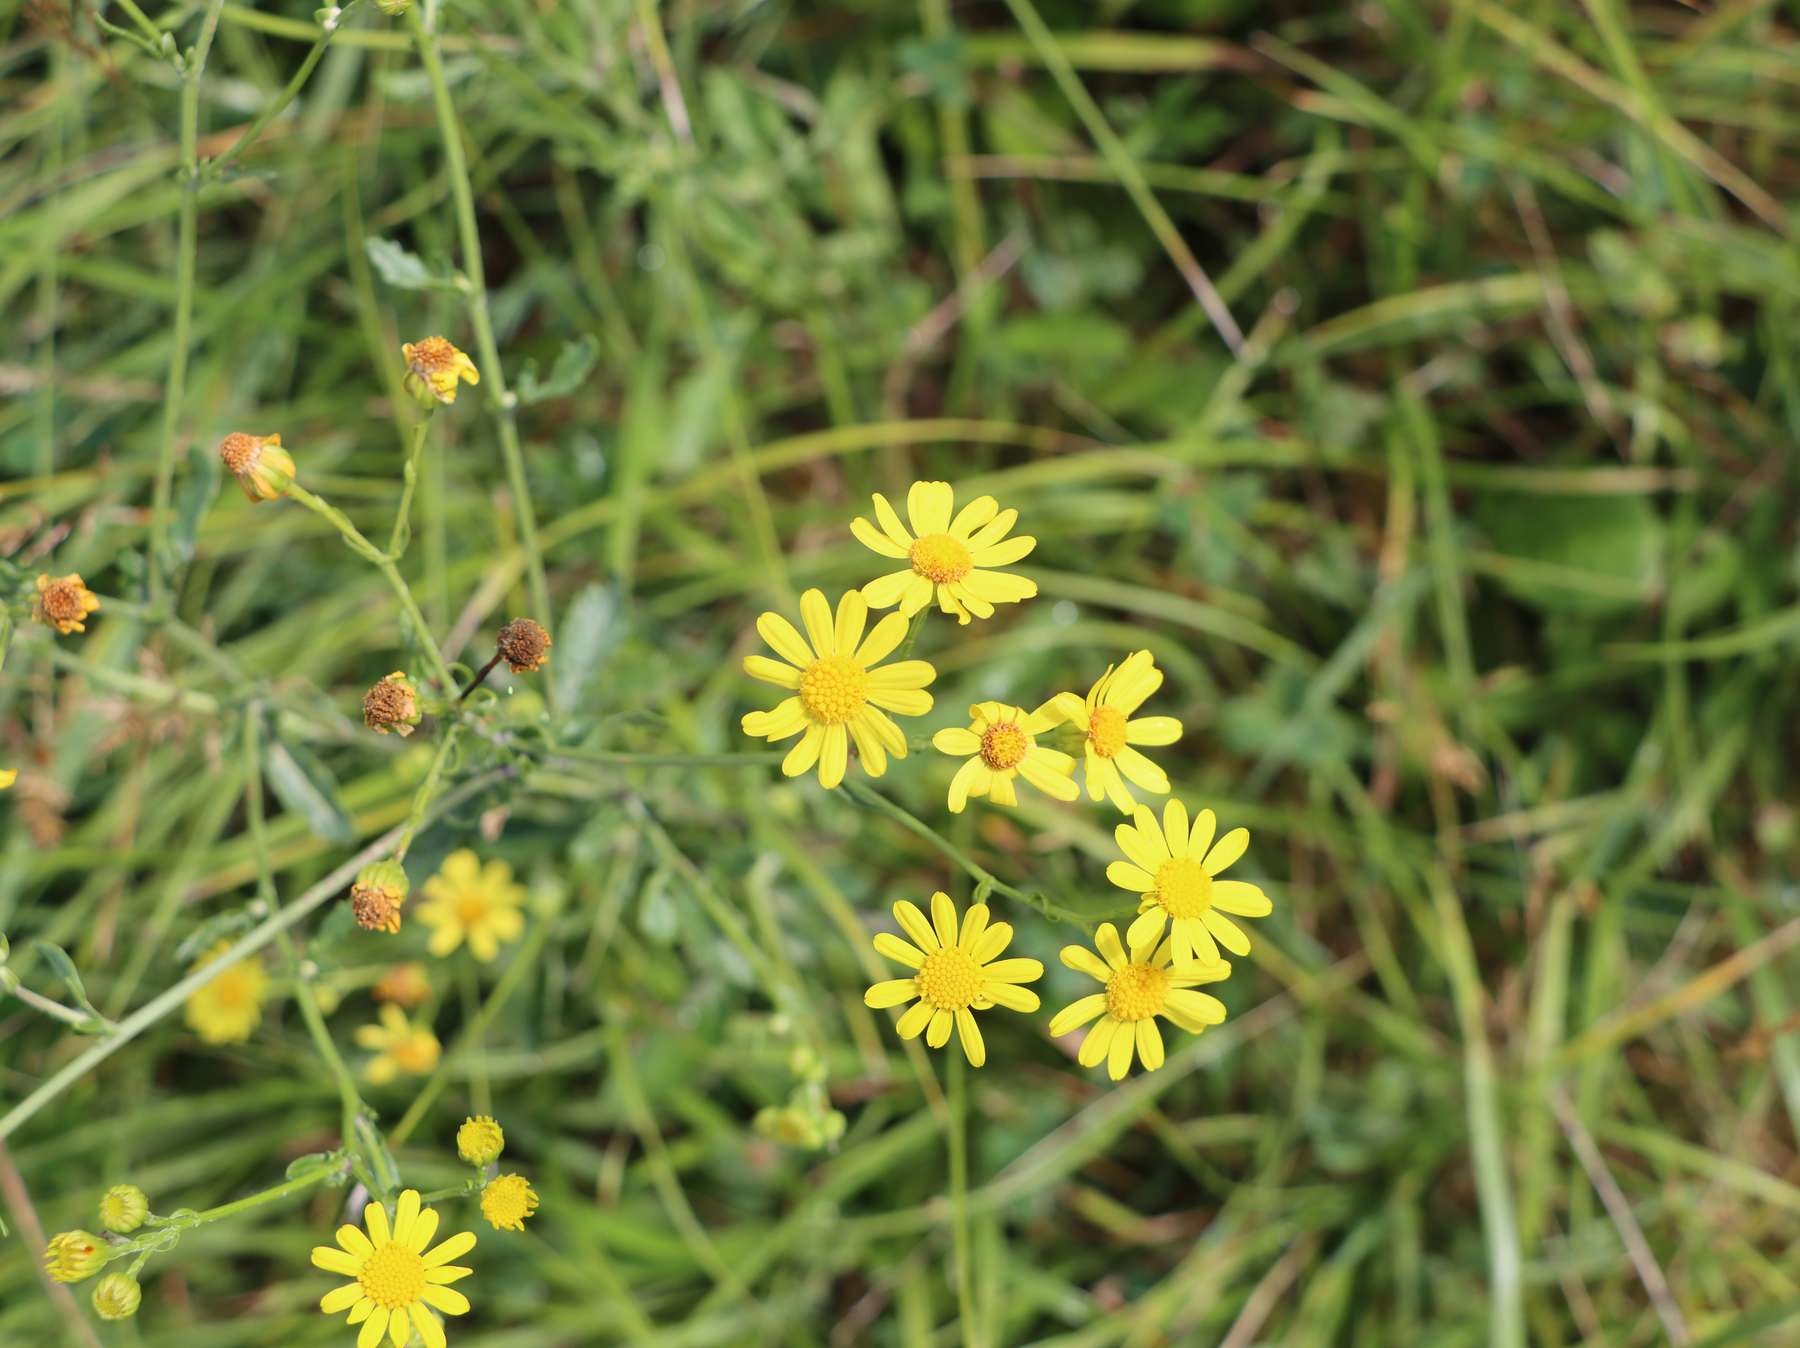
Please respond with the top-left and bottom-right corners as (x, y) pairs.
(111, 0), (164, 44)
(201, 7), (349, 182)
(459, 959), (491, 1115)
(405, 5), (554, 702)
(395, 725), (460, 861)
(109, 1153), (348, 1266)
(387, 414), (433, 559)
(149, 0), (228, 605)
(947, 1052), (979, 1348)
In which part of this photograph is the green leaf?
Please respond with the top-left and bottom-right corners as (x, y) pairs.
(285, 1151), (342, 1182)
(169, 436), (221, 569)
(264, 735), (354, 844)
(1473, 492), (1663, 616)
(551, 583), (621, 711)
(365, 238), (458, 292)
(516, 335), (599, 405)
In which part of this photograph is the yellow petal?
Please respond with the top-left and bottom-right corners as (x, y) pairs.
(1048, 994), (1106, 1037)
(817, 723), (849, 788)
(1203, 826), (1251, 876)
(864, 979), (918, 1009)
(930, 891), (958, 948)
(872, 932), (925, 969)
(955, 1008), (986, 1067)
(892, 900), (938, 952)
(799, 589), (835, 657)
(852, 515), (909, 559)
(756, 612), (813, 667)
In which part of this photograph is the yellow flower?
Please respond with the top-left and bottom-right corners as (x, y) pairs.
(851, 481), (1037, 624)
(402, 336), (480, 407)
(416, 850), (525, 962)
(312, 1188), (475, 1348)
(1110, 800), (1272, 968)
(356, 1004), (441, 1084)
(183, 940), (269, 1045)
(43, 1230), (107, 1283)
(372, 962), (431, 1008)
(479, 1175), (538, 1232)
(1051, 650), (1180, 813)
(740, 588), (935, 788)
(863, 892), (1043, 1067)
(33, 573), (100, 635)
(931, 701), (1077, 812)
(0, 768), (15, 789)
(456, 1116), (504, 1167)
(218, 431), (296, 503)
(1049, 923), (1230, 1080)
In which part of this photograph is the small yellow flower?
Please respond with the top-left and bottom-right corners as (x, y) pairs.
(183, 940), (269, 1045)
(931, 701), (1077, 812)
(1051, 650), (1181, 814)
(456, 1116), (505, 1167)
(312, 1188), (475, 1348)
(218, 431), (296, 503)
(44, 1230), (108, 1283)
(852, 481), (1037, 624)
(99, 1184), (149, 1234)
(356, 1004), (441, 1084)
(416, 850), (525, 962)
(363, 672), (422, 737)
(479, 1175), (538, 1232)
(372, 962), (431, 1008)
(33, 573), (100, 635)
(741, 588), (935, 788)
(1110, 800), (1272, 968)
(0, 768), (15, 789)
(1049, 922), (1230, 1081)
(863, 892), (1043, 1067)
(403, 336), (480, 407)
(92, 1272), (142, 1320)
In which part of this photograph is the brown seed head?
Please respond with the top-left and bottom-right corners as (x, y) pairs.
(352, 884), (403, 934)
(496, 618), (552, 673)
(362, 671), (421, 736)
(218, 431), (295, 502)
(33, 574), (100, 635)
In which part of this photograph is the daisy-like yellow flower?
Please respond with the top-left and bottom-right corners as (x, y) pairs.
(356, 1004), (442, 1084)
(863, 892), (1042, 1067)
(479, 1175), (538, 1232)
(33, 573), (100, 635)
(183, 940), (269, 1045)
(931, 701), (1078, 812)
(1049, 923), (1230, 1080)
(851, 481), (1037, 624)
(402, 336), (480, 407)
(312, 1189), (475, 1348)
(1110, 800), (1272, 968)
(416, 850), (525, 962)
(1052, 650), (1180, 814)
(741, 588), (935, 788)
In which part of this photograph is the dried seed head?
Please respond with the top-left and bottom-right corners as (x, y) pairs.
(218, 431), (296, 503)
(402, 336), (480, 407)
(362, 671), (421, 737)
(496, 618), (552, 673)
(351, 859), (409, 934)
(33, 574), (100, 635)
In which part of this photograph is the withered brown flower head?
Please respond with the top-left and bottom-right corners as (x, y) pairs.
(33, 574), (100, 635)
(362, 671), (421, 736)
(351, 884), (403, 934)
(218, 431), (296, 503)
(496, 618), (552, 674)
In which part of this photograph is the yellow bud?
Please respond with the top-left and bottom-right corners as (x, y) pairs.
(456, 1114), (504, 1167)
(92, 1272), (142, 1319)
(99, 1185), (148, 1234)
(218, 432), (296, 503)
(44, 1230), (108, 1283)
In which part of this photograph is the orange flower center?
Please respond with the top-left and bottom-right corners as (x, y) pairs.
(38, 579), (89, 624)
(218, 432), (262, 473)
(1153, 858), (1213, 919)
(393, 1035), (437, 1073)
(1087, 705), (1128, 758)
(456, 895), (490, 928)
(915, 948), (981, 1010)
(979, 722), (1028, 771)
(909, 533), (972, 584)
(406, 336), (458, 373)
(358, 1240), (427, 1310)
(799, 656), (869, 724)
(1105, 963), (1169, 1022)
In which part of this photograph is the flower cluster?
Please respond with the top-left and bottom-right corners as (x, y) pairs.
(743, 480), (1278, 1082)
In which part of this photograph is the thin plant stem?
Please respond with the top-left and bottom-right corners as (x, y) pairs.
(947, 1051), (979, 1348)
(201, 7), (351, 182)
(110, 1157), (348, 1260)
(458, 652), (503, 702)
(396, 724), (460, 861)
(387, 414), (433, 558)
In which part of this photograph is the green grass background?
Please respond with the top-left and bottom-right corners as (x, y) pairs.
(5, 0), (1800, 1343)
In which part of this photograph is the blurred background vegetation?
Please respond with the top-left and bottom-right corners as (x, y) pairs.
(4, 0), (1800, 1343)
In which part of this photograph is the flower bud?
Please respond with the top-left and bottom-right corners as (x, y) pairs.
(43, 1230), (108, 1283)
(218, 431), (296, 503)
(99, 1185), (148, 1234)
(456, 1114), (505, 1167)
(496, 618), (552, 674)
(362, 672), (421, 737)
(91, 1272), (142, 1320)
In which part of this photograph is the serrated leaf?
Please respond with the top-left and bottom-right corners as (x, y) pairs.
(516, 335), (599, 405)
(365, 237), (459, 292)
(264, 736), (354, 844)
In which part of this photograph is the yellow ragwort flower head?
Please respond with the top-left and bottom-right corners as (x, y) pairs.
(1052, 650), (1180, 814)
(312, 1189), (475, 1348)
(741, 588), (935, 788)
(92, 1272), (142, 1320)
(1110, 800), (1272, 969)
(184, 939), (269, 1045)
(218, 431), (296, 503)
(99, 1184), (149, 1234)
(1050, 922), (1230, 1081)
(0, 768), (15, 789)
(416, 850), (525, 962)
(456, 1116), (505, 1168)
(932, 701), (1077, 813)
(356, 1004), (441, 1085)
(864, 892), (1043, 1067)
(44, 1230), (108, 1283)
(372, 962), (431, 1008)
(479, 1175), (538, 1233)
(403, 336), (480, 408)
(351, 859), (410, 935)
(852, 481), (1037, 625)
(33, 573), (100, 635)
(495, 618), (552, 674)
(362, 672), (422, 737)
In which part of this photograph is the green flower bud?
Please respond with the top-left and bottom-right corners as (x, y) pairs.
(44, 1230), (108, 1283)
(99, 1184), (148, 1234)
(92, 1272), (142, 1320)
